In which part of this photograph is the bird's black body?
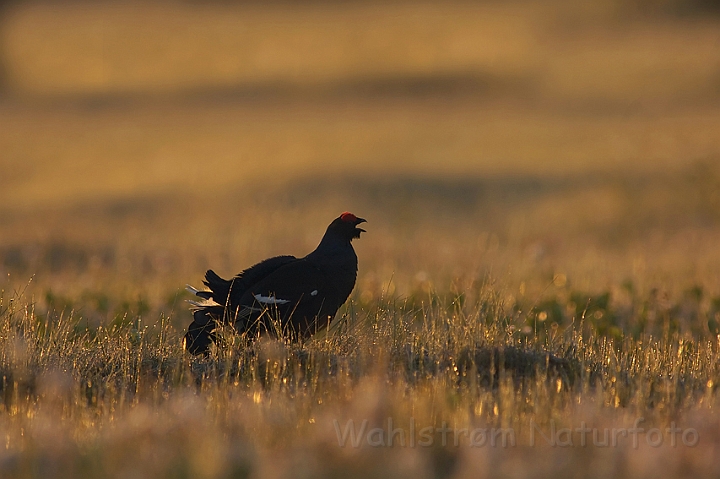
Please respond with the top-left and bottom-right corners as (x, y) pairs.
(184, 212), (366, 355)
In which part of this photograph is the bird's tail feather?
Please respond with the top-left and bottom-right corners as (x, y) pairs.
(202, 269), (232, 304)
(187, 298), (221, 310)
(186, 284), (214, 300)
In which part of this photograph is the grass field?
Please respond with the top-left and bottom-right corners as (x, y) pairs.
(1, 0), (720, 477)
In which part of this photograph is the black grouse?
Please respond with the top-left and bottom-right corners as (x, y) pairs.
(184, 212), (366, 355)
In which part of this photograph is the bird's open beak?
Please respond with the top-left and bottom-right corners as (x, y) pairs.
(355, 217), (367, 233)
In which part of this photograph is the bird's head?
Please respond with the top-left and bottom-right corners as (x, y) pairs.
(329, 212), (367, 241)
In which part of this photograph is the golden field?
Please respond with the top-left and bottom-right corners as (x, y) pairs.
(1, 0), (720, 477)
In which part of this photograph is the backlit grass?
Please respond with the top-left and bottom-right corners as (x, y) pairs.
(1, 274), (719, 478)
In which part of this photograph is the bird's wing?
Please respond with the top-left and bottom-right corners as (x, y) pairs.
(236, 259), (349, 336)
(237, 259), (328, 310)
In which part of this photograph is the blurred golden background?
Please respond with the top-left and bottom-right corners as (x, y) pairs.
(0, 0), (720, 326)
(1, 4), (720, 478)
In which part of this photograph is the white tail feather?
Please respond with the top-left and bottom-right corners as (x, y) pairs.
(253, 293), (290, 305)
(187, 299), (221, 309)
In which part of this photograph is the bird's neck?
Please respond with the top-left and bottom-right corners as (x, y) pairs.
(314, 231), (351, 251)
(307, 233), (357, 266)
